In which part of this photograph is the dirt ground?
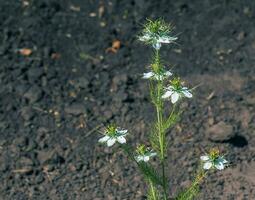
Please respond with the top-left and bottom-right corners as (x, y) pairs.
(0, 0), (255, 199)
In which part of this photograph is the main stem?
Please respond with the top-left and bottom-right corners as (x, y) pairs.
(154, 49), (167, 200)
(149, 180), (157, 200)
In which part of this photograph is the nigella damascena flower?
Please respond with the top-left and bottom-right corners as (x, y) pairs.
(98, 124), (128, 147)
(138, 19), (177, 50)
(162, 77), (192, 104)
(143, 69), (172, 81)
(135, 144), (157, 162)
(200, 148), (228, 170)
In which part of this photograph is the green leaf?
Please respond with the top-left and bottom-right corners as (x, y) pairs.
(147, 183), (161, 200)
(175, 183), (199, 200)
(138, 162), (165, 187)
(162, 111), (180, 133)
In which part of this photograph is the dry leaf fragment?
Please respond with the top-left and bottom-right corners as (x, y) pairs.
(12, 168), (33, 174)
(19, 48), (32, 56)
(173, 48), (182, 54)
(89, 12), (97, 17)
(51, 53), (61, 60)
(106, 40), (121, 53)
(22, 0), (29, 6)
(70, 5), (80, 12)
(98, 5), (105, 18)
(112, 40), (121, 49)
(100, 21), (106, 27)
(206, 91), (215, 100)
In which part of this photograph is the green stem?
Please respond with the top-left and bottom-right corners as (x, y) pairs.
(121, 145), (160, 200)
(177, 171), (207, 200)
(162, 162), (167, 200)
(154, 49), (168, 200)
(149, 180), (157, 200)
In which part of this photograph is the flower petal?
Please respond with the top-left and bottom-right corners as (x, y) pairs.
(169, 36), (178, 41)
(158, 37), (170, 43)
(153, 42), (161, 50)
(162, 90), (173, 99)
(182, 90), (192, 98)
(143, 156), (150, 162)
(143, 72), (154, 79)
(203, 161), (213, 170)
(171, 92), (180, 104)
(139, 34), (150, 42)
(117, 129), (128, 135)
(149, 152), (157, 157)
(200, 155), (209, 161)
(158, 36), (178, 43)
(107, 138), (116, 147)
(98, 135), (110, 143)
(165, 71), (172, 77)
(117, 136), (126, 144)
(218, 157), (228, 164)
(168, 85), (174, 90)
(215, 162), (224, 170)
(135, 155), (143, 162)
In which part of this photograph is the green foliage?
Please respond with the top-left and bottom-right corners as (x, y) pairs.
(149, 81), (158, 106)
(138, 161), (165, 187)
(149, 123), (161, 155)
(121, 144), (164, 187)
(176, 170), (206, 200)
(143, 18), (173, 36)
(120, 144), (138, 163)
(148, 181), (161, 200)
(176, 183), (200, 200)
(162, 108), (180, 133)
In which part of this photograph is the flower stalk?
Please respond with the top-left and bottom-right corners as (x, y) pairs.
(153, 49), (168, 199)
(97, 18), (229, 200)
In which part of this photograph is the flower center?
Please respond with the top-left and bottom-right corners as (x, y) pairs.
(136, 144), (146, 155)
(151, 63), (166, 75)
(106, 124), (117, 137)
(145, 19), (171, 36)
(209, 148), (220, 161)
(171, 77), (182, 90)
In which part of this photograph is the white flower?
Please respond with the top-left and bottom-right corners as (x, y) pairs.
(138, 19), (177, 50)
(135, 150), (157, 162)
(142, 70), (172, 81)
(200, 155), (228, 170)
(139, 33), (177, 50)
(98, 126), (128, 147)
(162, 85), (192, 104)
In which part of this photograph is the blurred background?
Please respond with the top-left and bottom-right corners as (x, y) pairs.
(0, 0), (255, 199)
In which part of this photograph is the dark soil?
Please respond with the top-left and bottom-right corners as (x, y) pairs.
(0, 0), (255, 199)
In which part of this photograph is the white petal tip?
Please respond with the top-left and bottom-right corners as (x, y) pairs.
(171, 92), (179, 104)
(98, 135), (109, 143)
(203, 162), (212, 170)
(117, 136), (126, 144)
(107, 138), (116, 147)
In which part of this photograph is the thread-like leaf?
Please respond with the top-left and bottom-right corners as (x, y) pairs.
(121, 144), (164, 187)
(147, 183), (161, 200)
(138, 162), (165, 187)
(149, 124), (161, 153)
(162, 111), (180, 132)
(149, 81), (158, 106)
(175, 183), (199, 200)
